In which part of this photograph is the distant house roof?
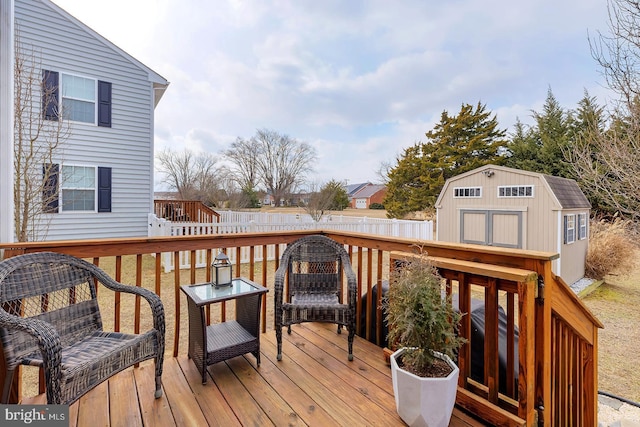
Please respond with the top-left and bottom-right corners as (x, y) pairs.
(352, 184), (386, 199)
(345, 182), (370, 197)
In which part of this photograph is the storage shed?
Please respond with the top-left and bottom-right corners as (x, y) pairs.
(435, 165), (591, 285)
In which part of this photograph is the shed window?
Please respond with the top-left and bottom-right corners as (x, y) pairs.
(564, 214), (576, 244)
(454, 187), (482, 198)
(498, 185), (534, 198)
(578, 213), (588, 240)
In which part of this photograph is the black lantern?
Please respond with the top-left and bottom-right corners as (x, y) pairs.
(212, 251), (233, 287)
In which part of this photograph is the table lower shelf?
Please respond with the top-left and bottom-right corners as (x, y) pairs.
(204, 320), (259, 366)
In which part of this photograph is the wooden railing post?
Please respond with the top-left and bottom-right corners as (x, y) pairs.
(535, 272), (552, 426)
(518, 275), (537, 424)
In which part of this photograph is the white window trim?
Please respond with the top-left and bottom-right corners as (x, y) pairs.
(453, 186), (482, 198)
(578, 213), (588, 240)
(60, 72), (98, 125)
(60, 164), (98, 213)
(565, 214), (576, 245)
(497, 185), (535, 198)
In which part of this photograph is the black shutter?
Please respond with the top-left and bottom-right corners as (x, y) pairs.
(43, 163), (59, 213)
(97, 167), (112, 212)
(42, 70), (59, 120)
(97, 81), (112, 127)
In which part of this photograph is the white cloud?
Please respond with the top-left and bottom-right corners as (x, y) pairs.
(53, 0), (613, 185)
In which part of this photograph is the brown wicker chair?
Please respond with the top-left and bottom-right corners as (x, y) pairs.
(0, 252), (165, 405)
(274, 235), (356, 361)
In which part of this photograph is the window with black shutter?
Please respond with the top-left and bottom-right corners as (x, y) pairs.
(98, 81), (112, 127)
(42, 70), (112, 126)
(97, 167), (112, 212)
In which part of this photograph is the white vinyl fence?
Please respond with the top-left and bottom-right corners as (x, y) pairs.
(148, 211), (433, 272)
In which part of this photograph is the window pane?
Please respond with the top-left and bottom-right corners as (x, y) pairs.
(61, 74), (95, 123)
(62, 74), (95, 100)
(62, 166), (94, 189)
(62, 98), (95, 123)
(61, 189), (95, 211)
(61, 166), (95, 211)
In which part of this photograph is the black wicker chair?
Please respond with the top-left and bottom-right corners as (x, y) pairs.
(274, 235), (356, 361)
(0, 252), (165, 405)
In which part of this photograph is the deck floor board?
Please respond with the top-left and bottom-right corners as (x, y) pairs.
(24, 323), (486, 426)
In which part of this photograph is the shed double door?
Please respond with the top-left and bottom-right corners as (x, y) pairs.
(460, 210), (522, 249)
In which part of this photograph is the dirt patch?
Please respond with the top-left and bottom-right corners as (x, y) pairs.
(582, 250), (640, 403)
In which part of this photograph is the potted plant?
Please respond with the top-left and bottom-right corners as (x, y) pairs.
(384, 252), (466, 427)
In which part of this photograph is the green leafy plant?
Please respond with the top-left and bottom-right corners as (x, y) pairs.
(384, 252), (465, 376)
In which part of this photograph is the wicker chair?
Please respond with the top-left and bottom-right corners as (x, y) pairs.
(274, 235), (356, 361)
(0, 252), (165, 405)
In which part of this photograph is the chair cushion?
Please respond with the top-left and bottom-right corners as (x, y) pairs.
(290, 294), (340, 306)
(283, 294), (349, 325)
(21, 330), (158, 370)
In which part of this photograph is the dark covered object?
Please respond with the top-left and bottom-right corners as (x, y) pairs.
(358, 281), (389, 348)
(453, 295), (519, 395)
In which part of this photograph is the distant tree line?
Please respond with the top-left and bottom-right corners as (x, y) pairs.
(156, 128), (349, 217)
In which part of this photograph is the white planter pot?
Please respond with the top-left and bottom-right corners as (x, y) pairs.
(390, 348), (459, 427)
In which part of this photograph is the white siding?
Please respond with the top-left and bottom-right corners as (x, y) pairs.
(16, 0), (161, 240)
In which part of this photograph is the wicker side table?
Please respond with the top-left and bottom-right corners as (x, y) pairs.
(180, 278), (268, 384)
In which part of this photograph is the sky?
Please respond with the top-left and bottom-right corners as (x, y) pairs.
(51, 0), (614, 188)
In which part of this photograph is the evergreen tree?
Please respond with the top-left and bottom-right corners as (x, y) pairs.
(503, 119), (543, 172)
(505, 88), (576, 178)
(384, 102), (506, 218)
(323, 180), (350, 210)
(534, 88), (574, 178)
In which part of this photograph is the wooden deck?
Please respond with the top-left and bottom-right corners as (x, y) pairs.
(24, 322), (486, 426)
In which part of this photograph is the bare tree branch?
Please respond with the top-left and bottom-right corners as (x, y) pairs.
(13, 31), (71, 241)
(156, 148), (222, 203)
(571, 0), (640, 219)
(225, 129), (317, 206)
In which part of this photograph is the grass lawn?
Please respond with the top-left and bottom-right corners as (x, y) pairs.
(582, 249), (640, 403)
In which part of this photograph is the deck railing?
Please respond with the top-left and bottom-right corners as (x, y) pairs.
(0, 230), (602, 426)
(153, 199), (220, 223)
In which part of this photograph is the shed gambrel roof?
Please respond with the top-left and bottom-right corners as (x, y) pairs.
(435, 164), (591, 209)
(542, 175), (591, 209)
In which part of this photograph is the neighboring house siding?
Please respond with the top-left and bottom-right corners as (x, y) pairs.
(369, 189), (386, 206)
(350, 184), (386, 209)
(16, 0), (159, 240)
